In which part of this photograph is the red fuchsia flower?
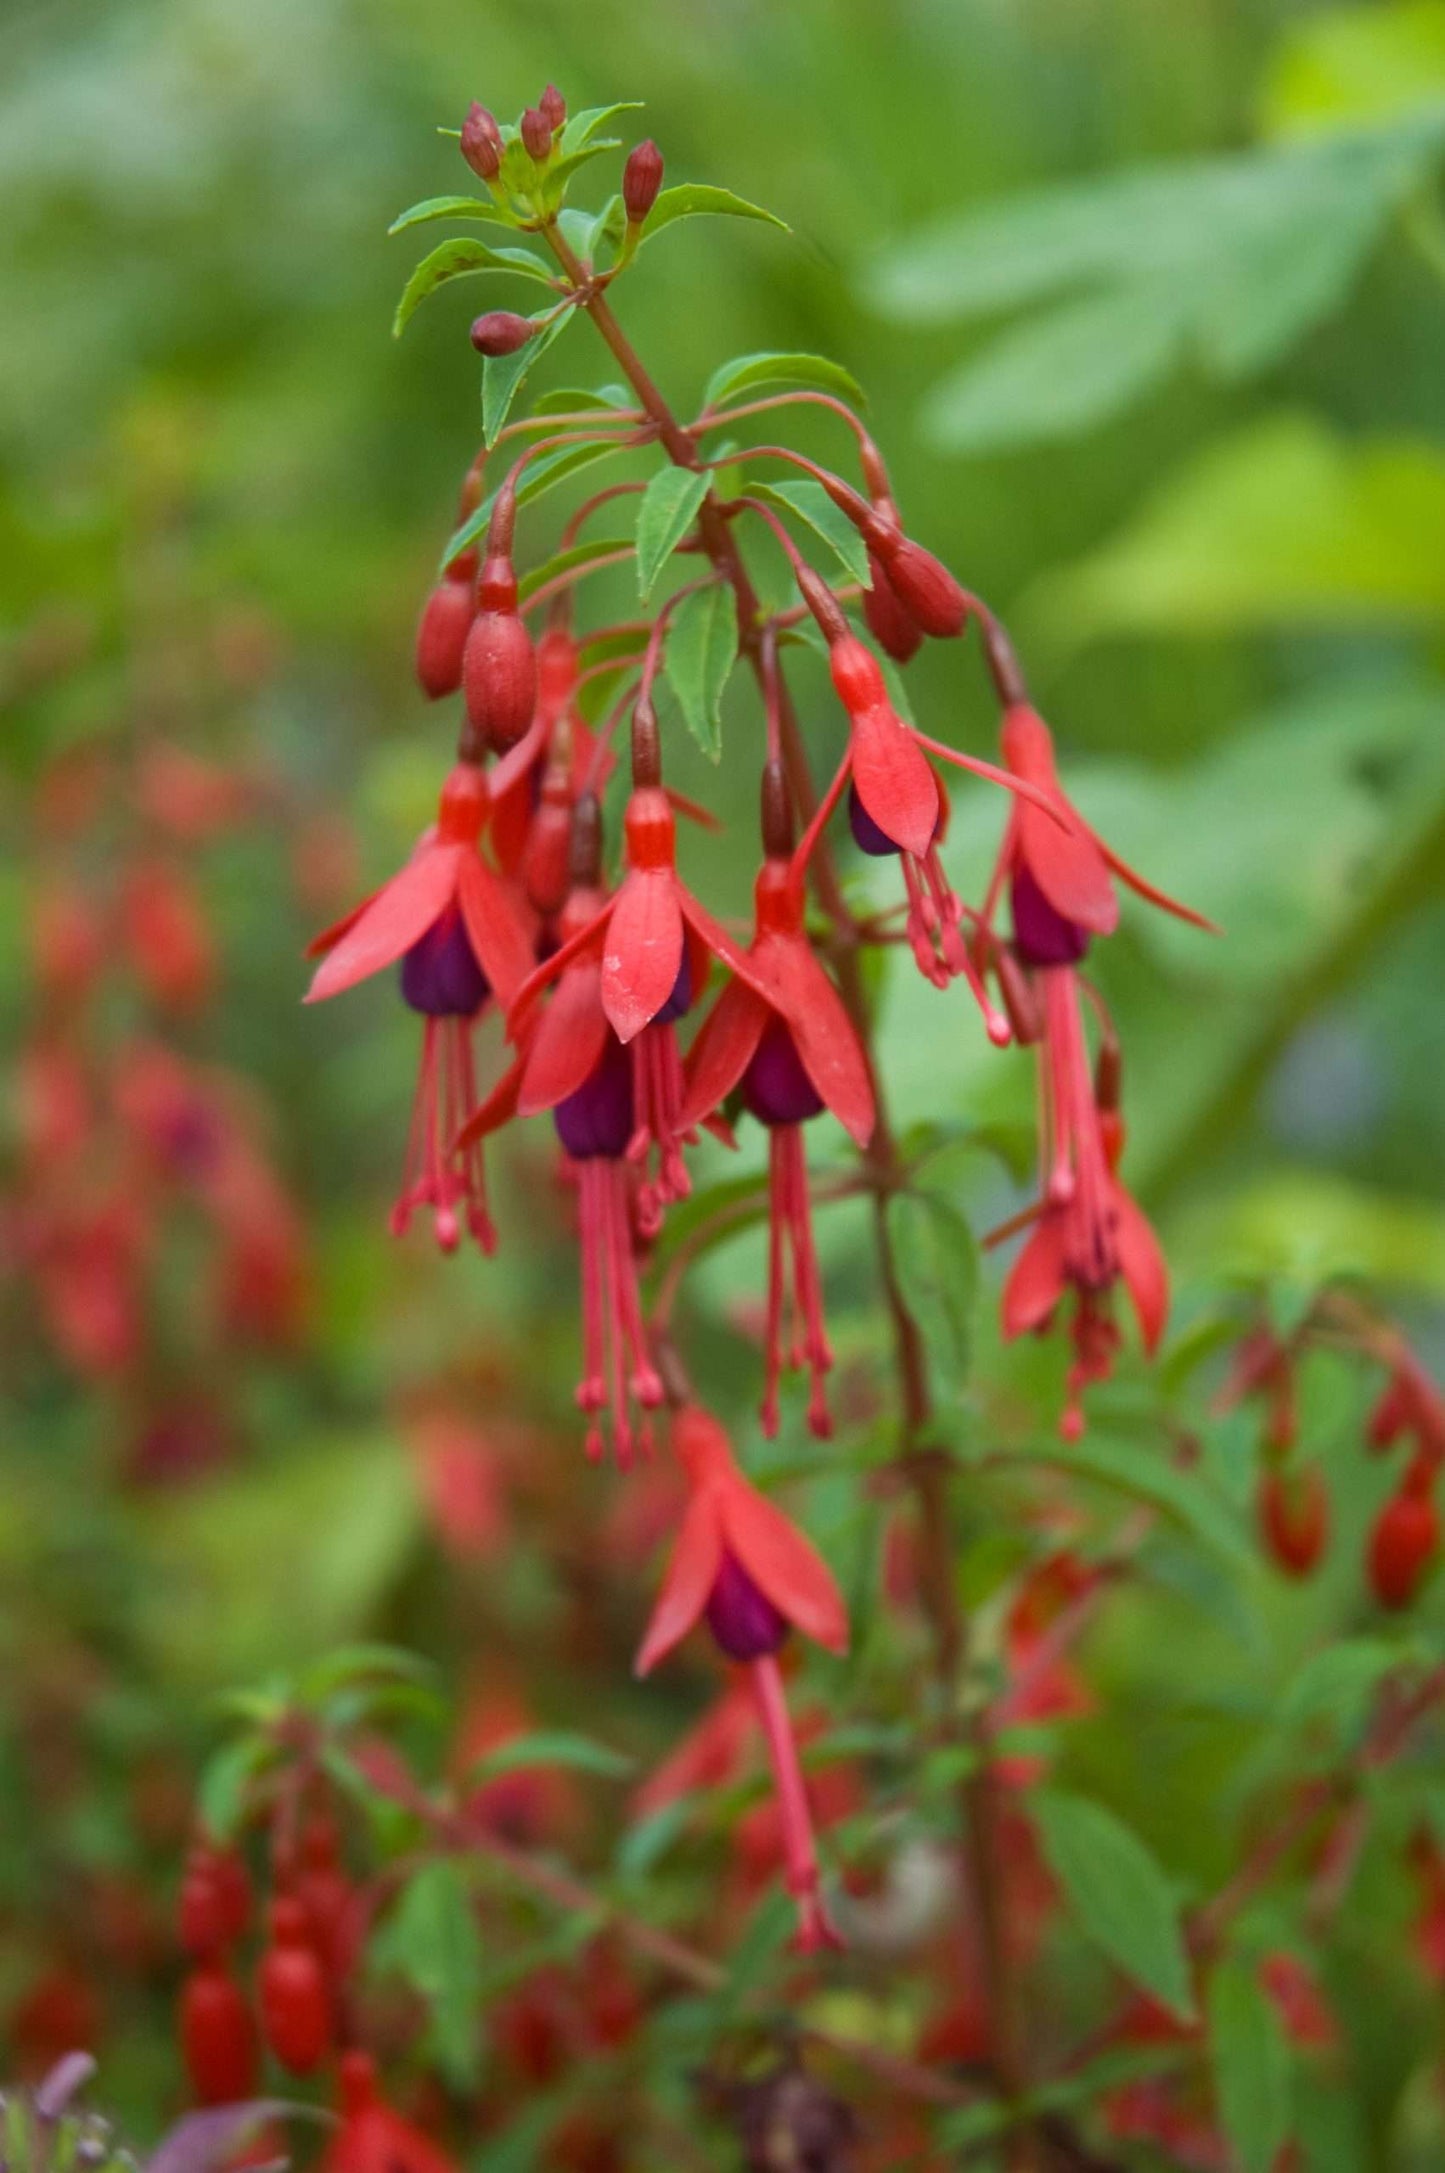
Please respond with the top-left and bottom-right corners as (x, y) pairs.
(320, 2053), (461, 2173)
(458, 848), (665, 1466)
(305, 763), (532, 1253)
(980, 703), (1213, 1436)
(632, 1674), (759, 1819)
(121, 857), (217, 1015)
(1368, 1456), (1439, 1608)
(509, 754), (775, 1234)
(679, 834), (875, 1439)
(635, 1404), (849, 1953)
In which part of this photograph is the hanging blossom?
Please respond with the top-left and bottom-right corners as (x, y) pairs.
(457, 813), (664, 1466)
(636, 1403), (849, 1953)
(979, 701), (1214, 1435)
(508, 706), (774, 1235)
(680, 766), (875, 1439)
(306, 762), (532, 1253)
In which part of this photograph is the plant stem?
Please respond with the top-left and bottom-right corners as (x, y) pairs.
(539, 221), (1036, 2149)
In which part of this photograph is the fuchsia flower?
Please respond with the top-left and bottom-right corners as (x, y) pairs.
(681, 850), (874, 1439)
(305, 763), (532, 1253)
(636, 1403), (849, 1952)
(458, 873), (664, 1466)
(509, 782), (773, 1233)
(982, 704), (1213, 1436)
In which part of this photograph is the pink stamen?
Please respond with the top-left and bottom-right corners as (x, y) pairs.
(1040, 969), (1115, 1289)
(570, 1152), (659, 1467)
(627, 1022), (695, 1236)
(760, 1127), (834, 1439)
(750, 1653), (843, 1954)
(391, 1017), (494, 1253)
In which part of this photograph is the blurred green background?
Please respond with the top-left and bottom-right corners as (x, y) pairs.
(3, 0), (1444, 2147)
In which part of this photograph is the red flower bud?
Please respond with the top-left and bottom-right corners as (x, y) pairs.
(828, 634), (887, 716)
(874, 535), (969, 638)
(415, 573), (476, 699)
(1369, 1486), (1438, 1609)
(180, 1962), (258, 2105)
(538, 83), (566, 133)
(464, 604), (537, 749)
(460, 103), (504, 182)
(522, 769), (574, 918)
(178, 1869), (228, 1960)
(470, 311), (536, 358)
(623, 140), (664, 225)
(257, 1897), (332, 2075)
(208, 1848), (253, 1944)
(861, 552), (923, 662)
(1258, 1463), (1328, 1579)
(520, 106), (552, 160)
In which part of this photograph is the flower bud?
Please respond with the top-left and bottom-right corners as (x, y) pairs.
(1369, 1485), (1438, 1609)
(539, 83), (566, 133)
(415, 574), (475, 699)
(523, 768), (574, 918)
(623, 140), (664, 225)
(828, 634), (887, 716)
(874, 535), (969, 639)
(464, 607), (537, 749)
(460, 102), (504, 182)
(1259, 1463), (1328, 1578)
(470, 311), (536, 358)
(861, 552), (923, 663)
(520, 105), (552, 160)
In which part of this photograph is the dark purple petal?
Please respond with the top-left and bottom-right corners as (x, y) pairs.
(705, 1549), (789, 1661)
(1010, 864), (1089, 968)
(848, 780), (900, 857)
(741, 1020), (824, 1128)
(400, 906), (491, 1016)
(553, 1035), (634, 1160)
(652, 945), (693, 1024)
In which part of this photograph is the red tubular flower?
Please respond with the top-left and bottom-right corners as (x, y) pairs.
(510, 784), (774, 1232)
(305, 763), (532, 1252)
(636, 1404), (849, 1952)
(1258, 1461), (1329, 1578)
(680, 853), (874, 1438)
(458, 876), (663, 1465)
(320, 2053), (460, 2173)
(1369, 1462), (1439, 1608)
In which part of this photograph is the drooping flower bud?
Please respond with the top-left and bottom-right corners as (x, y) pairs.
(538, 83), (566, 133)
(460, 103), (504, 182)
(415, 555), (477, 699)
(873, 534), (969, 638)
(1369, 1478), (1438, 1609)
(520, 105), (552, 160)
(623, 140), (665, 226)
(257, 1897), (332, 2076)
(861, 551), (923, 663)
(1258, 1463), (1328, 1579)
(521, 757), (574, 917)
(462, 489), (536, 748)
(470, 311), (536, 358)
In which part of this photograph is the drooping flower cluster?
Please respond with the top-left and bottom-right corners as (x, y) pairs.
(301, 88), (1228, 1947)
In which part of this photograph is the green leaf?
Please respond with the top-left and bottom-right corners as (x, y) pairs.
(540, 139), (623, 206)
(392, 236), (553, 337)
(465, 1729), (634, 1782)
(638, 183), (790, 247)
(987, 1432), (1254, 1572)
(664, 583), (738, 760)
(558, 102), (644, 156)
(388, 193), (521, 235)
(531, 383), (636, 416)
(482, 309), (571, 446)
(886, 1189), (978, 1389)
(197, 1734), (275, 1842)
(518, 535), (633, 604)
(387, 1861), (484, 2087)
(440, 437), (628, 569)
(703, 349), (867, 413)
(1278, 1637), (1404, 1739)
(921, 287), (1183, 453)
(744, 479), (871, 586)
(1031, 1788), (1194, 2019)
(1208, 1959), (1292, 2173)
(634, 465), (712, 598)
(297, 1643), (434, 1701)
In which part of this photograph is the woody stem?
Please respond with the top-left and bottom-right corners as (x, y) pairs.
(541, 220), (1035, 2146)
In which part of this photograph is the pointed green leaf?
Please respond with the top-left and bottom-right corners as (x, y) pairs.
(886, 1189), (978, 1389)
(985, 1431), (1254, 1571)
(439, 438), (627, 571)
(197, 1735), (276, 1842)
(541, 140), (623, 208)
(465, 1729), (634, 1782)
(744, 478), (871, 586)
(634, 465), (711, 597)
(386, 1862), (484, 2087)
(388, 193), (522, 235)
(559, 102), (644, 156)
(921, 287), (1183, 453)
(638, 184), (790, 247)
(530, 383), (637, 416)
(297, 1643), (435, 1701)
(1032, 1788), (1194, 2019)
(481, 309), (572, 446)
(703, 349), (867, 413)
(1208, 1959), (1292, 2173)
(393, 236), (553, 337)
(518, 534), (633, 604)
(665, 582), (737, 761)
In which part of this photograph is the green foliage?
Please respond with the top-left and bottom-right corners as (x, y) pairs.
(702, 350), (868, 413)
(382, 1861), (486, 2086)
(664, 583), (738, 759)
(634, 465), (712, 597)
(1208, 1958), (1292, 2173)
(743, 479), (872, 585)
(1031, 1788), (1195, 2017)
(392, 236), (554, 336)
(885, 1188), (978, 1393)
(635, 183), (790, 247)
